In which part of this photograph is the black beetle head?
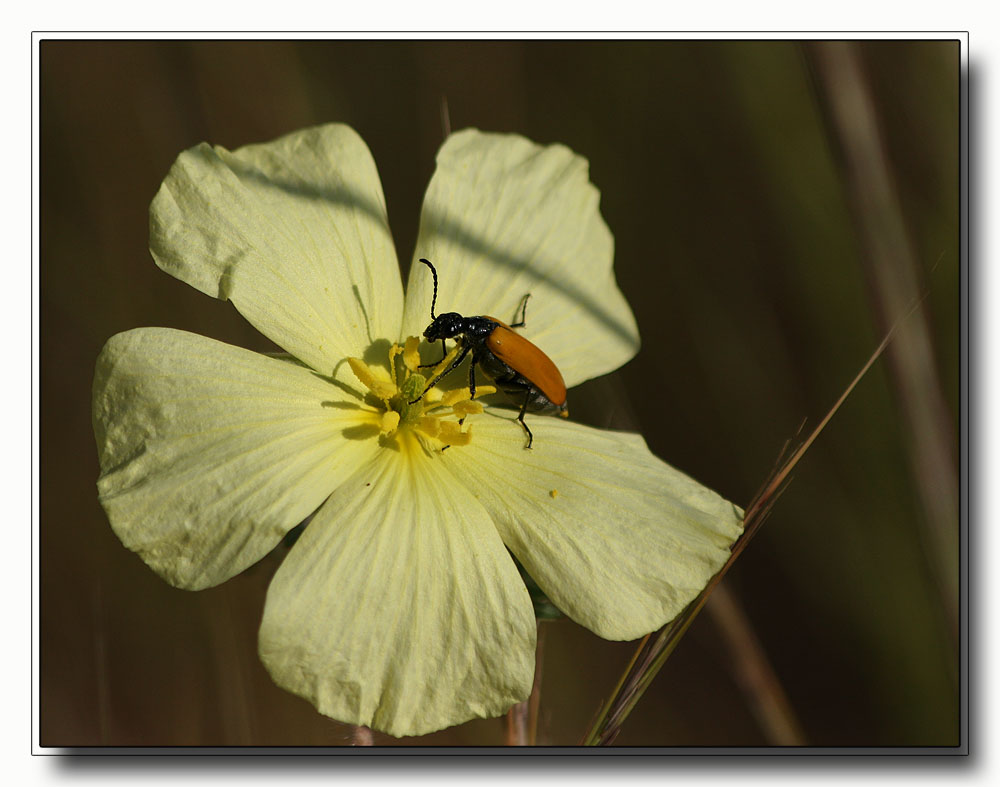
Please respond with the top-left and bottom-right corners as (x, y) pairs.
(423, 312), (465, 342)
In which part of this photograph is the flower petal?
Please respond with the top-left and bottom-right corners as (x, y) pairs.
(403, 129), (639, 387)
(442, 413), (744, 640)
(93, 327), (377, 590)
(150, 123), (403, 376)
(258, 445), (537, 738)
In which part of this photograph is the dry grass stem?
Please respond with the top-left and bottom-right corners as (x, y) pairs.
(582, 317), (904, 746)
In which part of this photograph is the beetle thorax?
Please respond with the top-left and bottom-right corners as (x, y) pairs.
(423, 313), (496, 342)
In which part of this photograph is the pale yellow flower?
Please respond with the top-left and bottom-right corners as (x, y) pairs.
(93, 124), (743, 737)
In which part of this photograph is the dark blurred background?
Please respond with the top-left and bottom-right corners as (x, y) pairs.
(39, 39), (960, 747)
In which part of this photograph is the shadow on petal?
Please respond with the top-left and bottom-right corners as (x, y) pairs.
(418, 210), (638, 347)
(342, 424), (382, 441)
(215, 149), (636, 349)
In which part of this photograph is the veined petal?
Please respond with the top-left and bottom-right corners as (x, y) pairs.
(442, 413), (744, 640)
(93, 327), (378, 590)
(258, 444), (536, 738)
(150, 123), (402, 377)
(403, 129), (639, 387)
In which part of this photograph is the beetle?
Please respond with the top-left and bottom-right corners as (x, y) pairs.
(410, 258), (569, 449)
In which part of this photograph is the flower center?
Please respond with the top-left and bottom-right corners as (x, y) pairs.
(346, 337), (494, 450)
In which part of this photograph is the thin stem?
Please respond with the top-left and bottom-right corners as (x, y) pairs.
(527, 622), (547, 745)
(583, 632), (651, 743)
(505, 620), (547, 745)
(504, 698), (529, 745)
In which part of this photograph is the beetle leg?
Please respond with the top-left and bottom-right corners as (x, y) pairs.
(510, 293), (531, 328)
(418, 338), (448, 368)
(410, 344), (471, 403)
(454, 357), (482, 429)
(517, 390), (534, 449)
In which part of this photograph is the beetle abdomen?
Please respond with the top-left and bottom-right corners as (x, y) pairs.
(481, 321), (567, 407)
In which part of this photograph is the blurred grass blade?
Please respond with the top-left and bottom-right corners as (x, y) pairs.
(706, 585), (806, 745)
(807, 41), (959, 648)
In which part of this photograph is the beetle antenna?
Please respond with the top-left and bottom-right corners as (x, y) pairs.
(419, 258), (439, 320)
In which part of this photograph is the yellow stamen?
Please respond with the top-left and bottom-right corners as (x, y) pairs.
(348, 338), (490, 452)
(380, 410), (400, 435)
(439, 421), (472, 446)
(347, 357), (396, 402)
(402, 336), (421, 372)
(429, 344), (462, 379)
(416, 416), (440, 438)
(439, 388), (472, 408)
(439, 385), (496, 408)
(452, 400), (484, 417)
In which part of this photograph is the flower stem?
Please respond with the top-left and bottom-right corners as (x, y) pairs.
(504, 699), (529, 745)
(528, 622), (547, 744)
(505, 620), (547, 745)
(351, 725), (374, 746)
